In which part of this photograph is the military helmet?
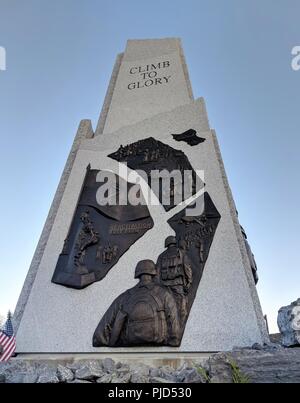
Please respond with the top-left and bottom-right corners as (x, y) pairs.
(134, 259), (156, 278)
(164, 236), (177, 248)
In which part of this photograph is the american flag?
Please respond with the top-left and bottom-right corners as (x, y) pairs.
(0, 312), (16, 362)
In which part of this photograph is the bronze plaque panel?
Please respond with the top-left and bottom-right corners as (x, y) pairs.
(93, 192), (221, 347)
(52, 168), (154, 289)
(108, 136), (203, 211)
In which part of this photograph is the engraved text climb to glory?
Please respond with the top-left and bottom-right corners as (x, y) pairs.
(128, 60), (171, 90)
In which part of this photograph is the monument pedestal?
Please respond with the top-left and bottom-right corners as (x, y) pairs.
(13, 352), (212, 370)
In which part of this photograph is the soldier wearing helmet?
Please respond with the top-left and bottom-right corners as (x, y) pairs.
(93, 260), (180, 347)
(134, 259), (157, 278)
(156, 236), (193, 323)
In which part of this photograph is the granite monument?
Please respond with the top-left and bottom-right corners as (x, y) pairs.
(14, 38), (269, 353)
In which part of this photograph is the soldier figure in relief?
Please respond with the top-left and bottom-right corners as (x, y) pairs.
(93, 260), (180, 347)
(156, 236), (192, 324)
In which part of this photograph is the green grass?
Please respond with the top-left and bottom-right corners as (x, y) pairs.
(195, 359), (251, 384)
(229, 360), (250, 383)
(196, 366), (211, 383)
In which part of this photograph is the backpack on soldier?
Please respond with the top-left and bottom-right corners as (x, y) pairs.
(160, 249), (183, 281)
(122, 287), (167, 346)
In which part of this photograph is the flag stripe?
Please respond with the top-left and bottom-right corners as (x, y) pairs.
(0, 339), (16, 362)
(0, 313), (16, 362)
(1, 340), (16, 362)
(0, 335), (8, 344)
(1, 335), (11, 348)
(1, 343), (12, 361)
(0, 332), (9, 343)
(1, 336), (10, 348)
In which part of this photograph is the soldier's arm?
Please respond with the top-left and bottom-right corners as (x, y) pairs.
(93, 293), (125, 347)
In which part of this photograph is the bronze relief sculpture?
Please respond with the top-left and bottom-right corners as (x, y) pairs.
(93, 260), (181, 347)
(93, 192), (221, 347)
(52, 132), (221, 346)
(52, 167), (154, 289)
(172, 129), (206, 146)
(108, 136), (203, 211)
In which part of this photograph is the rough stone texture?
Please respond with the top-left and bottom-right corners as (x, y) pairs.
(0, 360), (56, 384)
(37, 374), (59, 384)
(102, 357), (116, 372)
(149, 367), (161, 378)
(278, 299), (300, 347)
(130, 363), (150, 376)
(96, 374), (112, 383)
(269, 333), (281, 344)
(75, 365), (104, 381)
(130, 364), (150, 383)
(2, 347), (300, 383)
(111, 372), (131, 383)
(177, 367), (202, 383)
(158, 365), (178, 382)
(208, 346), (300, 383)
(130, 374), (149, 383)
(57, 364), (74, 382)
(151, 376), (175, 383)
(36, 365), (59, 383)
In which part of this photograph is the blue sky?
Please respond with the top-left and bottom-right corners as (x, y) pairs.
(0, 0), (299, 333)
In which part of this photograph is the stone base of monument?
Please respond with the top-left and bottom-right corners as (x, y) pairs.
(11, 352), (212, 368)
(1, 344), (300, 383)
